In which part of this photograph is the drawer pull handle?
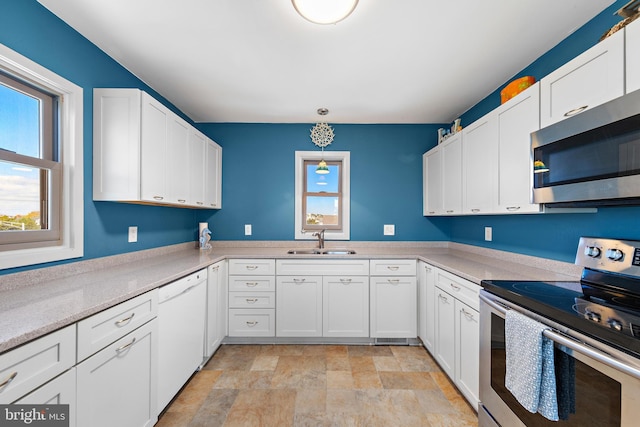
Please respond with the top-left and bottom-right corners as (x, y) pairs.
(461, 308), (475, 320)
(178, 199), (186, 203)
(339, 278), (352, 284)
(245, 265), (258, 270)
(438, 293), (448, 303)
(0, 372), (18, 388)
(387, 279), (400, 285)
(116, 337), (136, 353)
(564, 105), (588, 117)
(446, 210), (454, 213)
(471, 209), (480, 213)
(450, 283), (461, 291)
(428, 211), (435, 214)
(115, 313), (135, 326)
(293, 278), (306, 284)
(211, 266), (219, 271)
(197, 201), (204, 205)
(153, 196), (163, 200)
(246, 321), (258, 327)
(506, 206), (521, 211)
(424, 266), (431, 272)
(246, 298), (258, 304)
(386, 266), (399, 271)
(245, 282), (258, 287)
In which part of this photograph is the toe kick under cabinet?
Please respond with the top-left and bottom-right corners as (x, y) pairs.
(228, 259), (276, 337)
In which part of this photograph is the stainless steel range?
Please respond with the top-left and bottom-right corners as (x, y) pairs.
(479, 237), (640, 427)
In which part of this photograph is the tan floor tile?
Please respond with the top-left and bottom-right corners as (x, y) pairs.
(373, 356), (402, 372)
(258, 344), (305, 356)
(295, 388), (326, 414)
(327, 354), (351, 370)
(357, 389), (431, 426)
(398, 354), (438, 372)
(352, 371), (382, 389)
(271, 368), (327, 389)
(349, 356), (376, 373)
(426, 412), (478, 427)
(379, 372), (438, 390)
(326, 390), (361, 414)
(204, 353), (255, 371)
(413, 389), (457, 414)
(325, 345), (348, 356)
(154, 411), (193, 427)
(276, 355), (326, 372)
(250, 355), (279, 371)
(429, 371), (460, 401)
(327, 370), (354, 389)
(347, 345), (393, 357)
(188, 389), (239, 427)
(163, 370), (222, 414)
(224, 389), (296, 427)
(212, 370), (273, 389)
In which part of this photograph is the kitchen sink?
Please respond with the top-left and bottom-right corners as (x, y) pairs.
(286, 249), (356, 255)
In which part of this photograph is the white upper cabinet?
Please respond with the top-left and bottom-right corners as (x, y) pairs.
(205, 138), (223, 209)
(93, 88), (221, 209)
(462, 111), (498, 214)
(423, 147), (443, 216)
(496, 82), (541, 213)
(540, 29), (624, 128)
(442, 133), (463, 215)
(626, 17), (640, 94)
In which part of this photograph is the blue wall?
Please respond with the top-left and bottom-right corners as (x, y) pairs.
(195, 123), (450, 242)
(1, 0), (635, 275)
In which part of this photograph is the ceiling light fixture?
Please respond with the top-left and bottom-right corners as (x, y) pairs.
(292, 0), (359, 25)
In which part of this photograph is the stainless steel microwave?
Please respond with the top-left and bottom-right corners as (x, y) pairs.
(531, 89), (640, 207)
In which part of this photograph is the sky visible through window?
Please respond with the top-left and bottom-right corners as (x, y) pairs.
(306, 163), (339, 218)
(0, 83), (41, 218)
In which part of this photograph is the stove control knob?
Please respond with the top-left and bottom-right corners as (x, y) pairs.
(586, 311), (601, 323)
(608, 319), (623, 331)
(606, 248), (624, 261)
(584, 246), (601, 258)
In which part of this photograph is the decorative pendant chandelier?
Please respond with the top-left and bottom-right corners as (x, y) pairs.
(310, 122), (334, 174)
(292, 0), (359, 25)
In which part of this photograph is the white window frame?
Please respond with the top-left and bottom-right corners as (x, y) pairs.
(295, 151), (350, 241)
(0, 43), (83, 270)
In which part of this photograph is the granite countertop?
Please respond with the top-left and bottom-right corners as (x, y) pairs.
(0, 241), (581, 354)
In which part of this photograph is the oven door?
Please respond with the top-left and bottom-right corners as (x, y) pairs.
(479, 291), (640, 427)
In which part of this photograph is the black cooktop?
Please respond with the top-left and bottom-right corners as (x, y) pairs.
(481, 279), (640, 358)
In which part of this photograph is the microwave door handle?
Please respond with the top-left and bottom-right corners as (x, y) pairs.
(480, 293), (640, 381)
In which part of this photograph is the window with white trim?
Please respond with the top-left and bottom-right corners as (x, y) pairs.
(295, 151), (350, 241)
(0, 43), (83, 270)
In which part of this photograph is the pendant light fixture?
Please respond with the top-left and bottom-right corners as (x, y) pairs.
(310, 108), (334, 174)
(292, 0), (359, 25)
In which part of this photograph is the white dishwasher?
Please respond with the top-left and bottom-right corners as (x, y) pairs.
(157, 269), (207, 412)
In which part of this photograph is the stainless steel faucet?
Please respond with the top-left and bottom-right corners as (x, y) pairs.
(312, 229), (325, 249)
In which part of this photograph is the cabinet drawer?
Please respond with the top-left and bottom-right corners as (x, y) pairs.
(370, 259), (416, 276)
(436, 270), (480, 311)
(228, 259), (275, 275)
(276, 259), (369, 276)
(228, 275), (275, 292)
(77, 289), (158, 362)
(228, 309), (275, 337)
(0, 325), (75, 404)
(229, 292), (275, 309)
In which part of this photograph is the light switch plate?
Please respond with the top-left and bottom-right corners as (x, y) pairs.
(128, 226), (138, 243)
(384, 224), (395, 236)
(485, 226), (492, 242)
(245, 224), (252, 236)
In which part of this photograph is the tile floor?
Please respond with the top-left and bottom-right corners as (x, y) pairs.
(156, 344), (478, 427)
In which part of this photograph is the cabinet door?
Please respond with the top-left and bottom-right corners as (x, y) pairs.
(206, 261), (227, 359)
(540, 30), (624, 128)
(496, 83), (541, 214)
(455, 299), (479, 410)
(76, 320), (157, 427)
(418, 262), (436, 353)
(626, 17), (640, 94)
(276, 276), (323, 337)
(188, 129), (206, 207)
(462, 112), (497, 214)
(205, 139), (222, 209)
(166, 115), (190, 205)
(14, 368), (76, 427)
(423, 147), (443, 215)
(140, 93), (169, 203)
(442, 133), (463, 215)
(434, 288), (455, 378)
(370, 276), (417, 338)
(323, 276), (369, 337)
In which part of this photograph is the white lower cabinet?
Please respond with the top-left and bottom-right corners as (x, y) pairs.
(417, 261), (436, 352)
(76, 319), (157, 427)
(276, 276), (323, 337)
(205, 261), (227, 361)
(433, 267), (480, 410)
(228, 259), (276, 337)
(370, 260), (417, 339)
(14, 368), (76, 427)
(323, 276), (369, 337)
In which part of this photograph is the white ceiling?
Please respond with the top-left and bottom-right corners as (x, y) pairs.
(37, 0), (615, 124)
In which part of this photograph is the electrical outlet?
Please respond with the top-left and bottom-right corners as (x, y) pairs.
(128, 226), (138, 243)
(384, 224), (395, 236)
(245, 224), (252, 236)
(485, 226), (492, 242)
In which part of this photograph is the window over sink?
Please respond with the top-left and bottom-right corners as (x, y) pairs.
(295, 151), (350, 241)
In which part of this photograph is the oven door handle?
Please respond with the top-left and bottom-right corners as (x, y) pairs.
(480, 293), (640, 381)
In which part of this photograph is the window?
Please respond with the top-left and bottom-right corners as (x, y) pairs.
(0, 43), (83, 270)
(295, 151), (350, 240)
